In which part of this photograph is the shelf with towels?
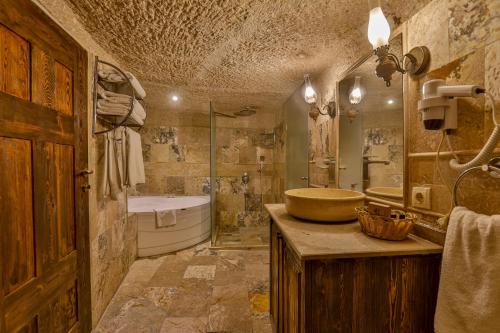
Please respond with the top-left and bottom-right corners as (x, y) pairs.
(92, 56), (146, 135)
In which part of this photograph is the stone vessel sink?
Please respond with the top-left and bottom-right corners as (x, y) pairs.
(284, 188), (365, 222)
(366, 187), (403, 200)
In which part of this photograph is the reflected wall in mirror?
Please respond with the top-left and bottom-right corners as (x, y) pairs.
(337, 34), (404, 204)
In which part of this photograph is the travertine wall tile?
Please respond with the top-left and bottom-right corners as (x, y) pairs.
(448, 0), (500, 59)
(408, 0), (450, 72)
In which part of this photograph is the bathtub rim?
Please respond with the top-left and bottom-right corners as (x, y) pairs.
(127, 195), (210, 214)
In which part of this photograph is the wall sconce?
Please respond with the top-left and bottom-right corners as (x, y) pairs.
(349, 76), (363, 104)
(304, 74), (317, 104)
(367, 6), (430, 87)
(309, 100), (336, 121)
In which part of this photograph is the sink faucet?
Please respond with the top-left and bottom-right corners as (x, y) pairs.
(362, 156), (390, 190)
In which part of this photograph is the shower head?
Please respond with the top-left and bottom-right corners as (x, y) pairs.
(233, 107), (256, 117)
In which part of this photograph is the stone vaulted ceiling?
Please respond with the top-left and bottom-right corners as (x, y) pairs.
(64, 0), (431, 111)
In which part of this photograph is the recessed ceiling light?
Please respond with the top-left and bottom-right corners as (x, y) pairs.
(387, 99), (394, 105)
(171, 95), (179, 102)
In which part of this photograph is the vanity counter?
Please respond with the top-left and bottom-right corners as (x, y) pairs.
(267, 203), (443, 332)
(265, 204), (442, 260)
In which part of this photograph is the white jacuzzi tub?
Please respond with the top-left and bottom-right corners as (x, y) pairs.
(128, 196), (210, 257)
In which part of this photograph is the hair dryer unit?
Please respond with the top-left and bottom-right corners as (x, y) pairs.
(418, 79), (499, 172)
(418, 80), (486, 130)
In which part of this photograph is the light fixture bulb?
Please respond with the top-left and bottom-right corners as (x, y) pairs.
(367, 7), (391, 49)
(387, 99), (394, 105)
(304, 74), (317, 104)
(349, 76), (363, 105)
(171, 95), (179, 102)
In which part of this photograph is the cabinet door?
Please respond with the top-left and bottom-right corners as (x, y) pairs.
(283, 245), (302, 333)
(271, 222), (284, 332)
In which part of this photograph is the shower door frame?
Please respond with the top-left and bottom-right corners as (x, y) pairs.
(209, 102), (218, 246)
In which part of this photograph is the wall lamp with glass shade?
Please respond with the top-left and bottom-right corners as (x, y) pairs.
(349, 76), (363, 104)
(304, 74), (317, 104)
(368, 6), (430, 87)
(303, 74), (336, 120)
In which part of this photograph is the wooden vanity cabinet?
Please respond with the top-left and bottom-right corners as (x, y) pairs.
(270, 220), (441, 333)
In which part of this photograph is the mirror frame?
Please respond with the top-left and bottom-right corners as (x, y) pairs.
(334, 31), (407, 208)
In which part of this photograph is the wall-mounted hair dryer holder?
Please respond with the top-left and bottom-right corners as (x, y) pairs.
(417, 79), (482, 130)
(418, 96), (457, 130)
(418, 79), (499, 172)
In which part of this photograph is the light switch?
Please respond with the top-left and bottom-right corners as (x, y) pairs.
(412, 186), (431, 209)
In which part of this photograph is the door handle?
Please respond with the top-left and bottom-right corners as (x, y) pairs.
(300, 177), (309, 180)
(76, 169), (94, 176)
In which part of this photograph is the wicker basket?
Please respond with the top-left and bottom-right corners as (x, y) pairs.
(356, 207), (416, 241)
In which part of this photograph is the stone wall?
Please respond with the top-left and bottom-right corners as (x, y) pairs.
(405, 0), (500, 229)
(306, 0), (500, 235)
(32, 0), (137, 327)
(132, 83), (211, 197)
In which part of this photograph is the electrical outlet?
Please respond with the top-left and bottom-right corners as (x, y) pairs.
(412, 186), (431, 209)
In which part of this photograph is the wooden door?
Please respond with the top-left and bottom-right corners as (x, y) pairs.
(0, 0), (90, 332)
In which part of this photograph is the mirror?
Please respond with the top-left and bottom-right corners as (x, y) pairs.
(336, 34), (404, 204)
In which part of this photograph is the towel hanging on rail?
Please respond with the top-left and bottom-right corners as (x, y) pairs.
(101, 127), (125, 200)
(125, 127), (145, 187)
(435, 207), (500, 333)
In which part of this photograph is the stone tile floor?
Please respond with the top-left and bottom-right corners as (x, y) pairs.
(94, 240), (272, 333)
(216, 226), (269, 247)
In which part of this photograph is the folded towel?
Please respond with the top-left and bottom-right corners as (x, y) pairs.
(435, 206), (500, 333)
(154, 209), (176, 228)
(97, 64), (146, 99)
(97, 99), (146, 125)
(125, 127), (145, 186)
(125, 71), (146, 99)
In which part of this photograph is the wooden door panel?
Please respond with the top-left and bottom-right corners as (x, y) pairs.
(0, 25), (30, 100)
(0, 137), (35, 295)
(15, 317), (38, 333)
(35, 142), (76, 272)
(38, 282), (78, 333)
(0, 0), (90, 331)
(31, 46), (55, 109)
(4, 252), (77, 333)
(54, 62), (73, 115)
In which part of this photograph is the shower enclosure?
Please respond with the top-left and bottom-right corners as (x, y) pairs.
(209, 102), (275, 247)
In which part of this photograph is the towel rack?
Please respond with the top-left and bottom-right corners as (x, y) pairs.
(92, 56), (144, 135)
(452, 157), (500, 206)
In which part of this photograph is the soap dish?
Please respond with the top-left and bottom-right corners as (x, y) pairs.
(355, 207), (416, 241)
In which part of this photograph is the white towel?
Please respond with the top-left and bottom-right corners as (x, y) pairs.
(97, 64), (146, 99)
(101, 128), (124, 200)
(125, 71), (146, 99)
(97, 99), (146, 125)
(435, 206), (500, 333)
(154, 209), (176, 228)
(125, 127), (145, 186)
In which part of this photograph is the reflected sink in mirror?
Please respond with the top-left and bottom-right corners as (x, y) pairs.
(285, 188), (365, 223)
(366, 187), (403, 200)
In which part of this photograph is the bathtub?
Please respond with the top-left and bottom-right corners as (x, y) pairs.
(128, 196), (210, 257)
